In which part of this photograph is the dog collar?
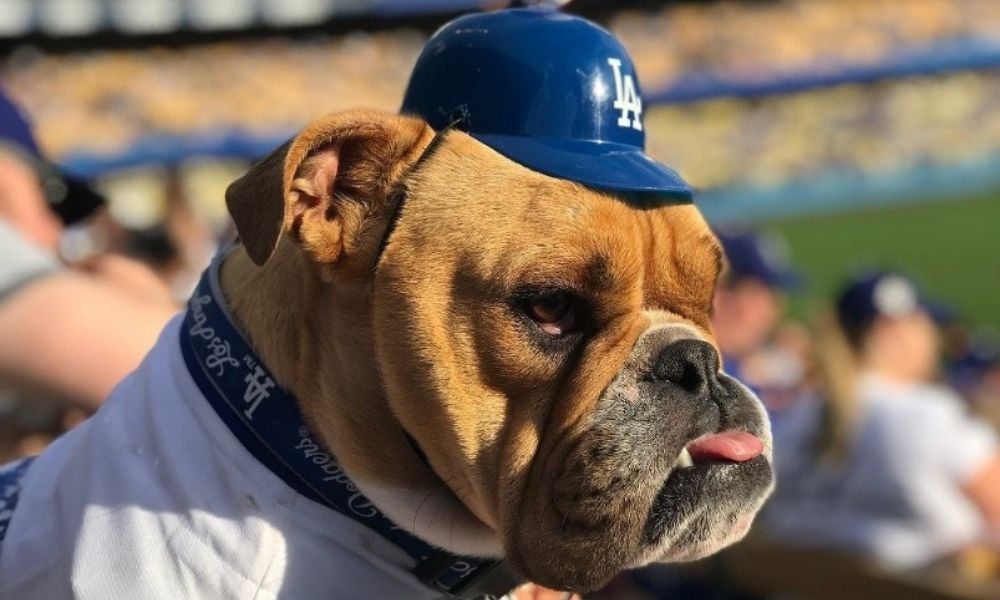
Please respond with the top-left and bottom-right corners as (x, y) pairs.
(179, 255), (515, 598)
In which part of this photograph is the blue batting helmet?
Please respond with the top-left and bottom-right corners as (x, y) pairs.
(400, 7), (692, 198)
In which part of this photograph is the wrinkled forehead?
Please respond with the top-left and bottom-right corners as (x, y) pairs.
(403, 130), (721, 311)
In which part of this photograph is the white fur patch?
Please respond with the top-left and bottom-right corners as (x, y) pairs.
(352, 479), (504, 557)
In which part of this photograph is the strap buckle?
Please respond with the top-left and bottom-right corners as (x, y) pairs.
(415, 552), (521, 599)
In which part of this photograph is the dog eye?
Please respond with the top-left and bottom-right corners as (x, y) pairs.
(524, 291), (577, 336)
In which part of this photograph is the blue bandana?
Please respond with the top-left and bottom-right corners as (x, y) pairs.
(179, 256), (501, 597)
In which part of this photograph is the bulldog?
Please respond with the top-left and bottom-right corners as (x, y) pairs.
(0, 8), (773, 599)
(276, 112), (776, 590)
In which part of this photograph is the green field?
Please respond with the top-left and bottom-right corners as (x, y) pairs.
(766, 194), (1000, 329)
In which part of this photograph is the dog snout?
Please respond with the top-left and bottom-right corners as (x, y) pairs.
(652, 339), (723, 397)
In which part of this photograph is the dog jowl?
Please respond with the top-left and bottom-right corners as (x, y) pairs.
(374, 133), (774, 591)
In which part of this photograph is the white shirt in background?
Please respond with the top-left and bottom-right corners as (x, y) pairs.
(763, 372), (999, 570)
(0, 220), (58, 301)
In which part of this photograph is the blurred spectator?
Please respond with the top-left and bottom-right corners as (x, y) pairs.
(0, 88), (176, 423)
(714, 229), (799, 369)
(763, 271), (1000, 570)
(970, 360), (1000, 429)
(739, 320), (814, 417)
(158, 168), (219, 300)
(713, 229), (805, 416)
(618, 229), (805, 600)
(948, 331), (1000, 429)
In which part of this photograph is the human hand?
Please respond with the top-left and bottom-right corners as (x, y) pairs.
(508, 582), (581, 600)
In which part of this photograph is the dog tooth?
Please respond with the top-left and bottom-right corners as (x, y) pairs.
(675, 447), (694, 469)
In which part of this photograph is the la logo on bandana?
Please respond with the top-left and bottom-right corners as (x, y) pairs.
(242, 365), (275, 419)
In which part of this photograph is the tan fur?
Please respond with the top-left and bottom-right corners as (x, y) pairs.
(374, 133), (721, 586)
(221, 109), (723, 591)
(223, 110), (440, 494)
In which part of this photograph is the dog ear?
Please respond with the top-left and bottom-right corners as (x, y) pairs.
(225, 109), (434, 266)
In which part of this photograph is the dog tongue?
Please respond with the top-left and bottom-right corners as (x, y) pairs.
(687, 431), (763, 463)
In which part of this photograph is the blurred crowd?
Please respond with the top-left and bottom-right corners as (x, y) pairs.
(2, 0), (998, 194)
(615, 0), (999, 89)
(2, 30), (425, 158)
(1, 1), (1000, 596)
(0, 90), (216, 459)
(646, 72), (1000, 190)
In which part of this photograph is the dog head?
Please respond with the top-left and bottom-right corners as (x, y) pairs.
(226, 109), (773, 592)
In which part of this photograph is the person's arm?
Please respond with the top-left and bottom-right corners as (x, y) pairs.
(0, 271), (177, 411)
(964, 454), (1000, 531)
(76, 252), (178, 306)
(932, 392), (1000, 534)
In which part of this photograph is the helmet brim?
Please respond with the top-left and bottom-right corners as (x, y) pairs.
(471, 133), (693, 198)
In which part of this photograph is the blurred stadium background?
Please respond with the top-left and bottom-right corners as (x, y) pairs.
(2, 0), (998, 327)
(2, 1), (999, 599)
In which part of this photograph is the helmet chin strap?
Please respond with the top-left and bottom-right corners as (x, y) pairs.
(367, 122), (524, 598)
(373, 121), (458, 273)
(368, 116), (465, 504)
(371, 118), (463, 472)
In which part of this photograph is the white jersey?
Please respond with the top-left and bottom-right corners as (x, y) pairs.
(764, 372), (999, 569)
(0, 315), (446, 599)
(0, 220), (58, 302)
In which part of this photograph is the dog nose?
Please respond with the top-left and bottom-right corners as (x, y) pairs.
(652, 339), (722, 396)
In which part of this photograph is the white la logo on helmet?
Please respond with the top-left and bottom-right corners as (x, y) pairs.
(607, 57), (643, 131)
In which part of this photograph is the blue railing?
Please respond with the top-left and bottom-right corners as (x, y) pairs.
(697, 153), (1000, 224)
(62, 130), (293, 178)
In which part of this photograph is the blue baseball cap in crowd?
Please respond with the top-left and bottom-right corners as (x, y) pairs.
(400, 7), (692, 198)
(716, 229), (800, 290)
(836, 271), (952, 337)
(0, 88), (103, 225)
(949, 343), (999, 392)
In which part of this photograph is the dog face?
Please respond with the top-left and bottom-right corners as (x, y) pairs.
(226, 111), (773, 593)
